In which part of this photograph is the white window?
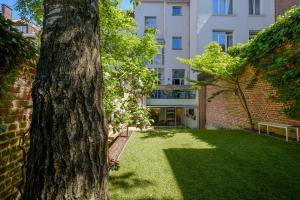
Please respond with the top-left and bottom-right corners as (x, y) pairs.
(249, 30), (259, 40)
(145, 16), (156, 28)
(172, 69), (185, 85)
(212, 31), (233, 52)
(249, 0), (261, 15)
(212, 0), (233, 15)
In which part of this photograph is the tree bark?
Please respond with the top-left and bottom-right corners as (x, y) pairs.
(24, 0), (108, 199)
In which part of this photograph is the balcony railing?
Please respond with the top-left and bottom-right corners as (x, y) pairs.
(149, 90), (196, 99)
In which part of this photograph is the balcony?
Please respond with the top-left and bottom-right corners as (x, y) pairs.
(147, 89), (198, 106)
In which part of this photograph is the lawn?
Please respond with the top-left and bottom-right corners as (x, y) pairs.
(109, 129), (300, 200)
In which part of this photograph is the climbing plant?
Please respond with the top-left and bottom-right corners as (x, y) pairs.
(0, 14), (37, 96)
(233, 6), (300, 120)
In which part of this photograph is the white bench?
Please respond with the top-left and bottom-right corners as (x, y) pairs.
(258, 122), (299, 142)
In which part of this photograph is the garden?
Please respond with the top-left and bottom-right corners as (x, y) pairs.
(109, 129), (300, 200)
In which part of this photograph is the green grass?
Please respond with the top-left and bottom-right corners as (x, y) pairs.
(109, 129), (300, 200)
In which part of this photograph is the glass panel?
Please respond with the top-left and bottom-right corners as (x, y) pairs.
(172, 37), (182, 49)
(153, 48), (164, 65)
(219, 0), (226, 14)
(249, 0), (253, 15)
(227, 0), (233, 14)
(212, 0), (219, 15)
(153, 68), (164, 85)
(213, 31), (233, 52)
(172, 69), (185, 78)
(255, 0), (260, 15)
(227, 34), (233, 49)
(249, 30), (259, 40)
(172, 6), (182, 16)
(150, 90), (196, 99)
(145, 17), (156, 28)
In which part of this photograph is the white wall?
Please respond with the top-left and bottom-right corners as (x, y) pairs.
(194, 0), (275, 53)
(135, 1), (192, 85)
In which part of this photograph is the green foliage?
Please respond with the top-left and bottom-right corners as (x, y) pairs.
(179, 42), (245, 85)
(15, 0), (159, 130)
(0, 14), (37, 77)
(230, 6), (300, 119)
(16, 0), (43, 25)
(179, 42), (254, 129)
(100, 0), (159, 130)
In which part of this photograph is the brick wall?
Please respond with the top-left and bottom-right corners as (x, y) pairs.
(0, 73), (33, 199)
(206, 66), (300, 138)
(275, 0), (300, 17)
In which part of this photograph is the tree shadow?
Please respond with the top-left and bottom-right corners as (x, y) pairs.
(164, 129), (300, 200)
(139, 129), (189, 139)
(109, 171), (154, 189)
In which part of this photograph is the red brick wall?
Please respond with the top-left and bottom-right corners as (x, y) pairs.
(0, 73), (33, 199)
(206, 66), (300, 138)
(275, 0), (300, 17)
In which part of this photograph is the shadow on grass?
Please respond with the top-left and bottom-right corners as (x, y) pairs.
(139, 129), (188, 139)
(109, 172), (154, 189)
(164, 129), (300, 200)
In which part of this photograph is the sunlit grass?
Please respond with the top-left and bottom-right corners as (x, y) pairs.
(109, 129), (300, 200)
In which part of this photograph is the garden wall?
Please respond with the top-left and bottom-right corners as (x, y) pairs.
(206, 66), (300, 139)
(0, 71), (33, 199)
(275, 0), (300, 17)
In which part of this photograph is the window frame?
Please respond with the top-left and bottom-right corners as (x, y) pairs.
(172, 6), (182, 16)
(145, 16), (157, 29)
(172, 69), (185, 85)
(249, 30), (259, 40)
(172, 36), (182, 50)
(249, 0), (261, 15)
(212, 30), (233, 52)
(212, 0), (234, 16)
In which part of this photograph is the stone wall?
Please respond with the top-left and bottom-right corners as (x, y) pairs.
(0, 73), (33, 199)
(206, 66), (300, 138)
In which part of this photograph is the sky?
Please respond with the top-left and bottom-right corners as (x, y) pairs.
(0, 0), (133, 19)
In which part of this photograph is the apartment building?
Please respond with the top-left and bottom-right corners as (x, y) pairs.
(136, 0), (275, 128)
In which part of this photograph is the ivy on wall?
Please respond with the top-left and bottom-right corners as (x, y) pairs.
(0, 14), (37, 85)
(230, 6), (300, 120)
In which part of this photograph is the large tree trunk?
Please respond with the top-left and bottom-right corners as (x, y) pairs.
(24, 0), (108, 199)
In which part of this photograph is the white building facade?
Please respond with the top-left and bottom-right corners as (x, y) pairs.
(135, 0), (275, 128)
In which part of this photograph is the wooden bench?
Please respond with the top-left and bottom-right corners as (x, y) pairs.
(258, 122), (299, 142)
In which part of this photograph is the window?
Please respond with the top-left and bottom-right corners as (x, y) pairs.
(150, 90), (196, 99)
(172, 37), (182, 50)
(249, 0), (260, 15)
(153, 68), (164, 85)
(249, 30), (259, 40)
(212, 31), (233, 52)
(14, 25), (27, 33)
(212, 0), (233, 15)
(153, 47), (164, 65)
(172, 6), (182, 16)
(172, 69), (185, 85)
(145, 17), (156, 28)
